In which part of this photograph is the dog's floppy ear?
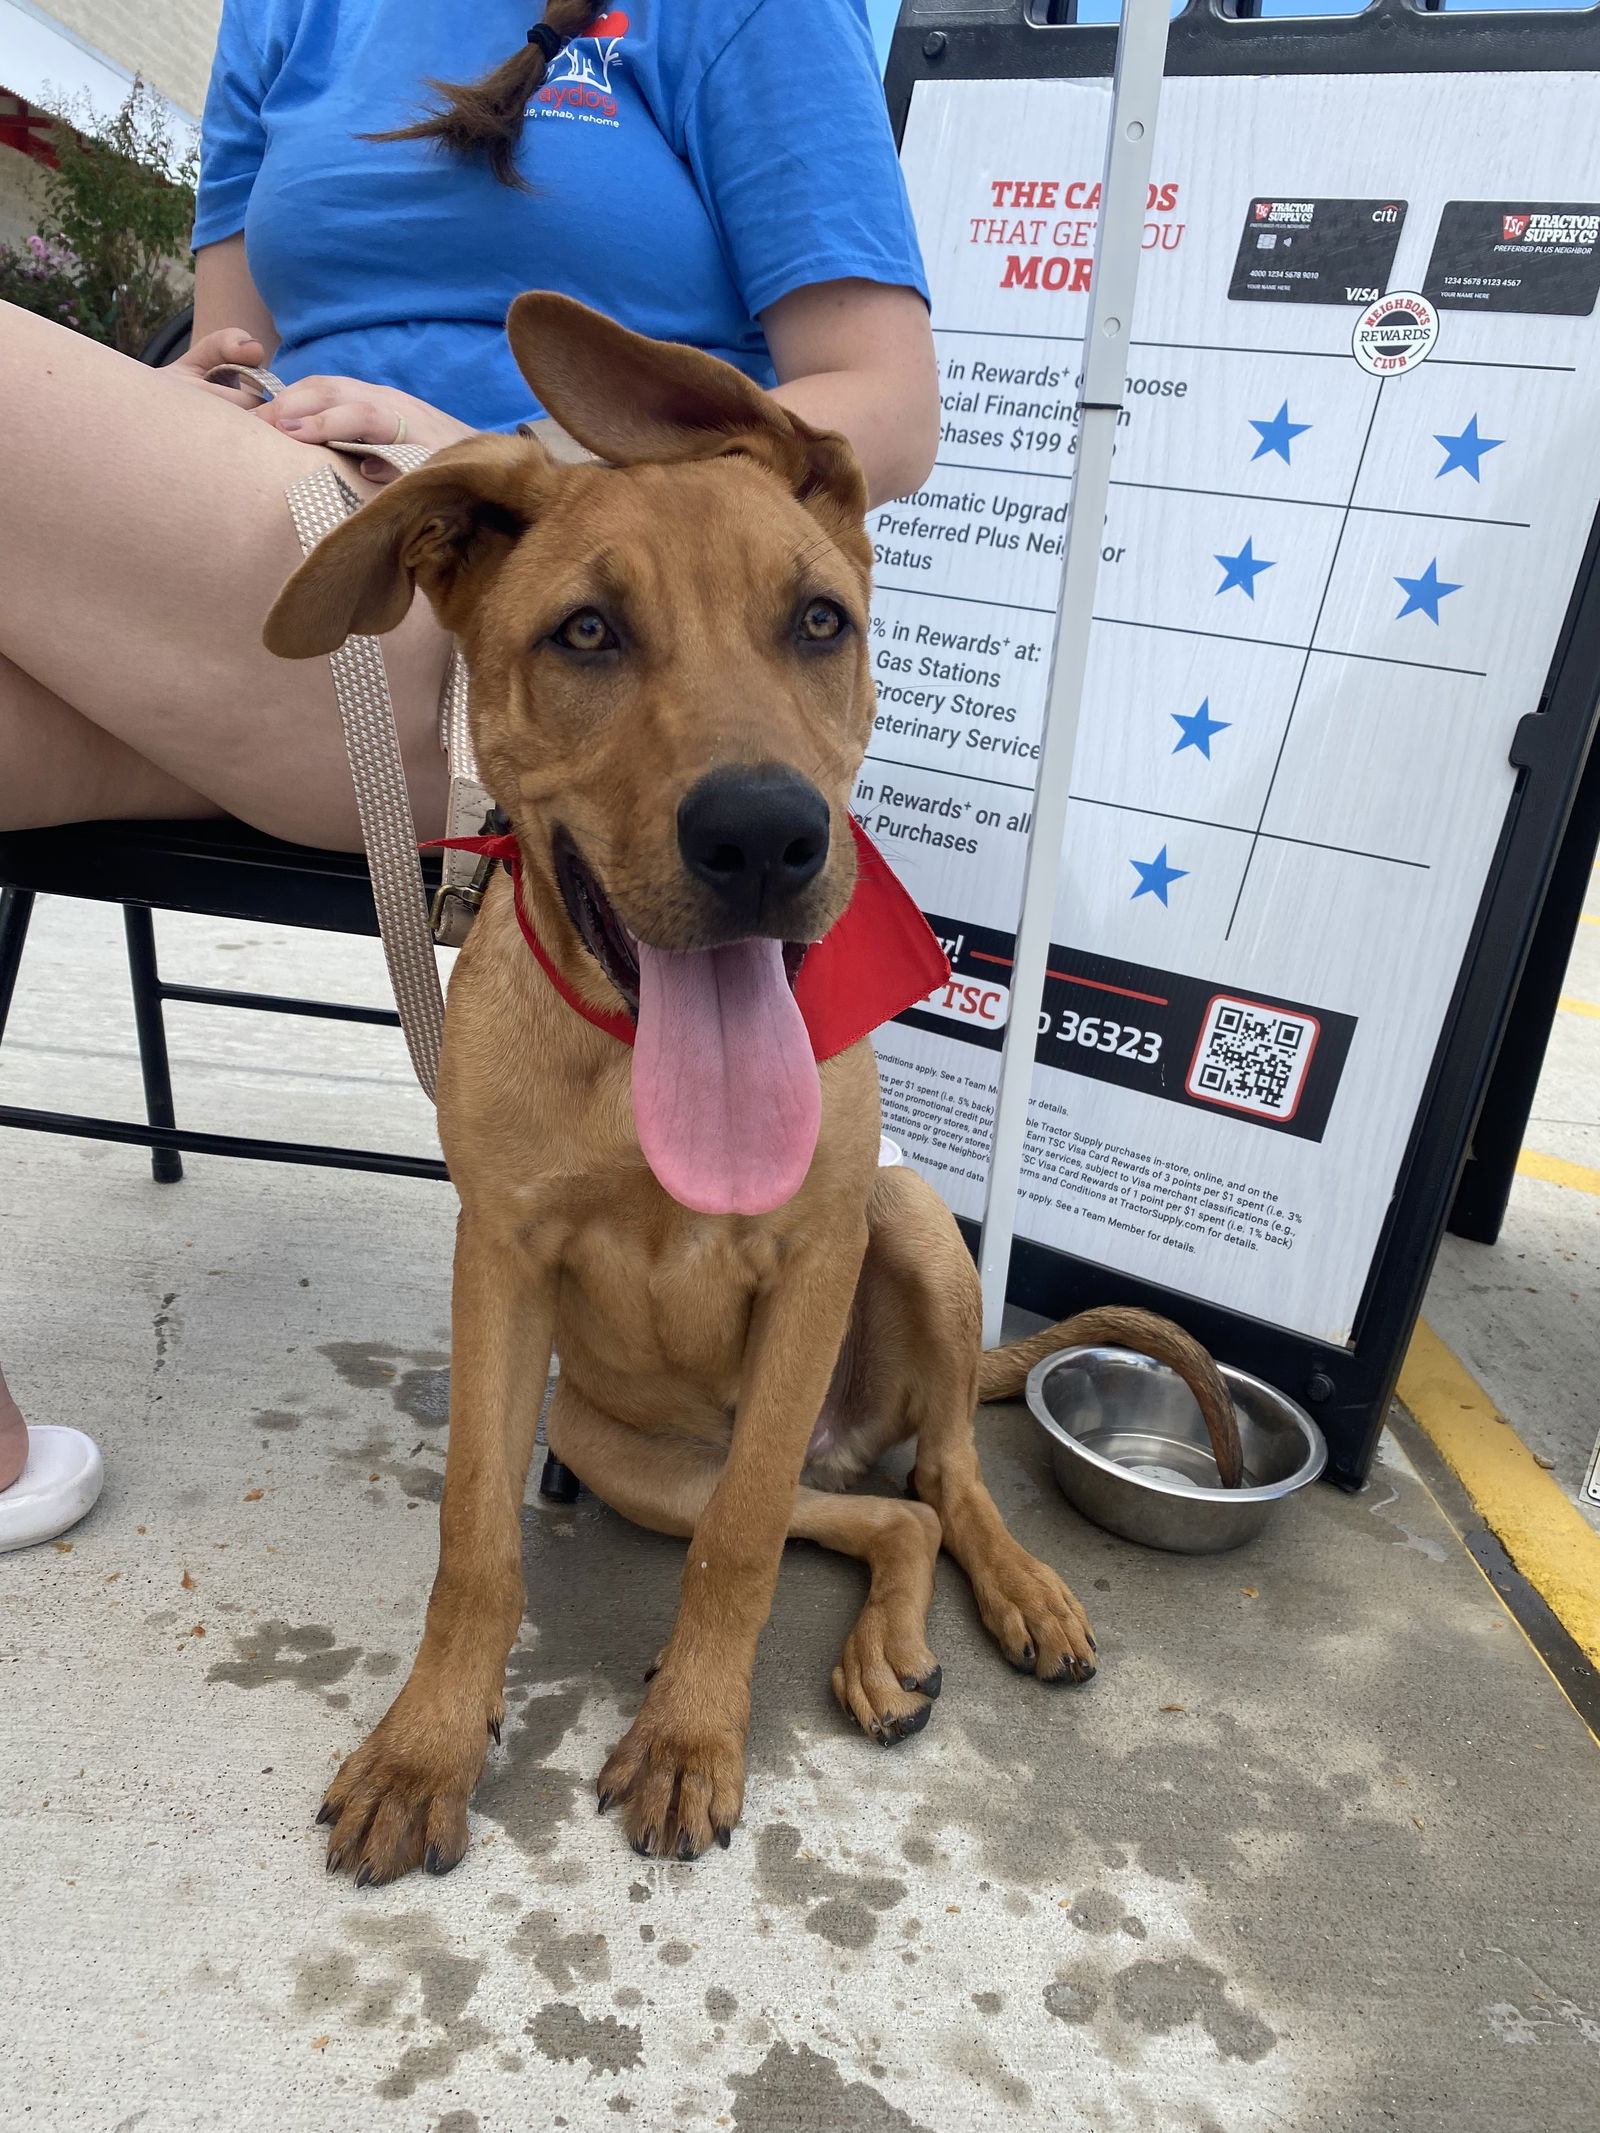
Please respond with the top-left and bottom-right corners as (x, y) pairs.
(264, 432), (553, 658)
(507, 291), (869, 555)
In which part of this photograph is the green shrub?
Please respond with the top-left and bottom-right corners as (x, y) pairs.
(6, 77), (197, 353)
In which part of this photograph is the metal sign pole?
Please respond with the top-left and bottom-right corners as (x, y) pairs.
(976, 0), (1171, 1348)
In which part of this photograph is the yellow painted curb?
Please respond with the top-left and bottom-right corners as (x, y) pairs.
(1399, 1320), (1600, 1668)
(1517, 1147), (1600, 1197)
(1559, 993), (1600, 1021)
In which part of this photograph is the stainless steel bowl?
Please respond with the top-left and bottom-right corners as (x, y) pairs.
(1025, 1346), (1327, 1554)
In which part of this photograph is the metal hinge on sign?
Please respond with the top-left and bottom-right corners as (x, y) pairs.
(431, 853), (497, 947)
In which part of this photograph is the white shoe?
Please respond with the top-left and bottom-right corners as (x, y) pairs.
(0, 1426), (104, 1552)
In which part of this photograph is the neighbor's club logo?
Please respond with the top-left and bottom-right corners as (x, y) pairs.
(532, 11), (629, 123)
(1503, 213), (1531, 240)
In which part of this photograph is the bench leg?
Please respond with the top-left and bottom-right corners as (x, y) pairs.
(123, 905), (184, 1185)
(0, 888), (35, 1043)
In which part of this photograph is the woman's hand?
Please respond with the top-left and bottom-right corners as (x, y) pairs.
(254, 376), (475, 483)
(163, 326), (273, 408)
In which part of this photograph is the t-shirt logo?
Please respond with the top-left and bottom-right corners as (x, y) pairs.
(532, 12), (629, 126)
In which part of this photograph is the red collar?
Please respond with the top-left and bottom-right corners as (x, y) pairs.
(428, 817), (950, 1063)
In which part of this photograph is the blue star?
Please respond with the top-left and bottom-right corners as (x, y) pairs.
(1171, 698), (1230, 758)
(1249, 400), (1311, 465)
(1214, 537), (1274, 600)
(1394, 558), (1462, 625)
(1130, 845), (1188, 905)
(1434, 414), (1503, 482)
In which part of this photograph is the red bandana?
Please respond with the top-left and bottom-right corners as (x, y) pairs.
(428, 817), (950, 1062)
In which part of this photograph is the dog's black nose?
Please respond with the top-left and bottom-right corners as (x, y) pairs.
(677, 765), (831, 923)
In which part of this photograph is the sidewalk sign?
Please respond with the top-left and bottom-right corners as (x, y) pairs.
(871, 0), (1600, 1485)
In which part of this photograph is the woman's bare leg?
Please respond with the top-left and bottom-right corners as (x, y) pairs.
(0, 302), (451, 849)
(0, 649), (216, 828)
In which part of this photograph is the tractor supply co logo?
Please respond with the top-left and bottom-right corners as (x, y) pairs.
(1352, 290), (1438, 375)
(919, 969), (1010, 1035)
(531, 11), (629, 126)
(1254, 201), (1314, 226)
(1505, 210), (1599, 247)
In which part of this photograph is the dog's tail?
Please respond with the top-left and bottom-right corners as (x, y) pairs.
(978, 1306), (1243, 1488)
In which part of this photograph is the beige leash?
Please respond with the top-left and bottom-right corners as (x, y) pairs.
(213, 362), (590, 1096)
(213, 360), (484, 1100)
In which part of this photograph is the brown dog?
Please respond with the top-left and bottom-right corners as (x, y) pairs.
(266, 294), (1238, 1881)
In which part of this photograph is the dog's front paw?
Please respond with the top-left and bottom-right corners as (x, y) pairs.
(318, 1682), (498, 1886)
(597, 1682), (746, 1860)
(832, 1603), (941, 1747)
(971, 1540), (1097, 1685)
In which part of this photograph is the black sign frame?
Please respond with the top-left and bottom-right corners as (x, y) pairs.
(883, 0), (1600, 1486)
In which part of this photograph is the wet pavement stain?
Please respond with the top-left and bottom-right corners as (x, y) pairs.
(153, 1291), (180, 1374)
(287, 1916), (493, 2101)
(1109, 1955), (1276, 2063)
(345, 1916), (492, 2101)
(1042, 1977), (1100, 2026)
(327, 1428), (444, 1506)
(474, 1683), (588, 1859)
(525, 2002), (643, 2077)
(252, 1409), (302, 1433)
(508, 1908), (612, 1992)
(725, 2043), (933, 2133)
(206, 1620), (360, 1700)
(705, 1987), (739, 2022)
(754, 1823), (906, 1949)
(1062, 1886), (1126, 1935)
(320, 1342), (451, 1428)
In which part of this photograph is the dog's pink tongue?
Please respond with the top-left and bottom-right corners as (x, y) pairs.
(633, 938), (821, 1216)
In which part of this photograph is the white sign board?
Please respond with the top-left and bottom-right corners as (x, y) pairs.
(865, 70), (1600, 1346)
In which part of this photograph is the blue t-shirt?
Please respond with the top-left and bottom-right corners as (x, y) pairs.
(193, 0), (927, 431)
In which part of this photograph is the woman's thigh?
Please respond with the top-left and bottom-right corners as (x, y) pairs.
(0, 649), (217, 830)
(0, 302), (452, 849)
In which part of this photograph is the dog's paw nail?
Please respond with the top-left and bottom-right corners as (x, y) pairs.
(643, 1662), (659, 1682)
(889, 1702), (933, 1744)
(423, 1842), (458, 1877)
(630, 1831), (657, 1858)
(488, 1715), (502, 1745)
(1087, 1635), (1098, 1654)
(908, 1665), (941, 1699)
(597, 1789), (615, 1815)
(714, 1825), (733, 1849)
(354, 1861), (375, 1890)
(315, 1800), (337, 1826)
(675, 1828), (698, 1861)
(325, 1849), (343, 1874)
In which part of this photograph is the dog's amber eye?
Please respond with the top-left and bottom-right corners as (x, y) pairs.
(798, 599), (846, 643)
(552, 608), (617, 653)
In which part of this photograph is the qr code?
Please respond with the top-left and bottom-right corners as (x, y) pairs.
(1185, 996), (1321, 1121)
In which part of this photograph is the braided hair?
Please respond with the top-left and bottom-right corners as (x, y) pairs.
(369, 3), (601, 189)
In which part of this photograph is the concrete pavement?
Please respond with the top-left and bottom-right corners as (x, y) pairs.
(2, 890), (1597, 2132)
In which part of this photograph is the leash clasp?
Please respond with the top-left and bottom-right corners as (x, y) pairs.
(430, 852), (497, 947)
